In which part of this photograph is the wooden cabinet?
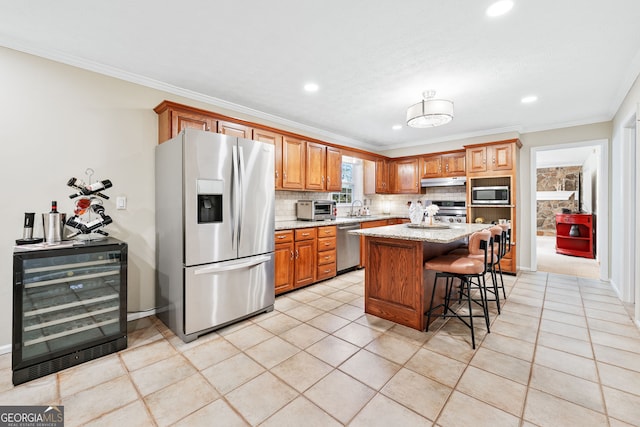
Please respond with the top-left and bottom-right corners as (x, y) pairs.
(282, 136), (305, 190)
(274, 231), (295, 294)
(325, 146), (342, 192)
(555, 214), (595, 259)
(375, 159), (390, 193)
(420, 155), (442, 178)
(316, 226), (337, 281)
(442, 152), (466, 176)
(420, 151), (465, 178)
(218, 120), (252, 138)
(359, 219), (393, 268)
(155, 104), (216, 143)
(293, 228), (316, 288)
(393, 158), (420, 194)
(253, 128), (283, 189)
(466, 140), (518, 175)
(305, 142), (342, 192)
(275, 226), (340, 295)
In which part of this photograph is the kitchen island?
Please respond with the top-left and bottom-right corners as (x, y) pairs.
(350, 223), (492, 331)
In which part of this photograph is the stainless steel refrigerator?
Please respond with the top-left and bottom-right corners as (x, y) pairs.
(155, 129), (275, 342)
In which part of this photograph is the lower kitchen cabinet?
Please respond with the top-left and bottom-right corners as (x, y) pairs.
(274, 230), (295, 294)
(359, 219), (395, 268)
(275, 226), (338, 295)
(316, 225), (337, 281)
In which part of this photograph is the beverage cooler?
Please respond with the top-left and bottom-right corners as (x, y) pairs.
(12, 238), (127, 385)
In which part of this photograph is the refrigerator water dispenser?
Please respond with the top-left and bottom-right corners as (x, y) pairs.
(197, 179), (223, 223)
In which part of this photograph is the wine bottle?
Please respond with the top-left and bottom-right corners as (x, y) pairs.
(50, 201), (58, 213)
(67, 177), (110, 199)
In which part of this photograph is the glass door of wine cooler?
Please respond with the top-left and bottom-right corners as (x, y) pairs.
(13, 239), (127, 384)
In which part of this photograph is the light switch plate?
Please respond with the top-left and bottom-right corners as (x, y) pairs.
(116, 196), (127, 210)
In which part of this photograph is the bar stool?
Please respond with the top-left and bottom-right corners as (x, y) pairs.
(449, 226), (504, 313)
(424, 230), (491, 349)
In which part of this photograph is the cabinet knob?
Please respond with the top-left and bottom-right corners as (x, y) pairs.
(290, 250), (294, 260)
(295, 250), (299, 259)
(275, 170), (279, 178)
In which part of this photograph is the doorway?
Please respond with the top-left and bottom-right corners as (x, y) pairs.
(530, 139), (609, 280)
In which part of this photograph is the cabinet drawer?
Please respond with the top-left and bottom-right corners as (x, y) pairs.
(317, 236), (336, 251)
(556, 214), (591, 225)
(317, 225), (337, 238)
(361, 219), (390, 229)
(316, 262), (337, 281)
(295, 228), (317, 241)
(317, 249), (336, 265)
(275, 230), (294, 243)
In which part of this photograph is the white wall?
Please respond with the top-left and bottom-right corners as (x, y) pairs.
(610, 71), (640, 305)
(581, 148), (599, 214)
(0, 47), (342, 349)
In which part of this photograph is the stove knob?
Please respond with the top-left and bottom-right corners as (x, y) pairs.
(448, 218), (454, 223)
(457, 218), (463, 223)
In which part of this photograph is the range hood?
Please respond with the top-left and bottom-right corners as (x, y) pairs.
(420, 177), (467, 187)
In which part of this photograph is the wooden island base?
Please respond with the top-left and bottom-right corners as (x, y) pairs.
(364, 236), (464, 331)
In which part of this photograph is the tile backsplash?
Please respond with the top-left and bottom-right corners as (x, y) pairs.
(275, 187), (466, 221)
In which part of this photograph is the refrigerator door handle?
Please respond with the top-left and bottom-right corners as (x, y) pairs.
(231, 145), (240, 251)
(238, 146), (245, 246)
(193, 255), (272, 275)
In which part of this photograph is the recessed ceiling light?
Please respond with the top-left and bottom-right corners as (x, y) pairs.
(304, 83), (319, 92)
(521, 95), (538, 103)
(392, 124), (402, 130)
(486, 0), (513, 17)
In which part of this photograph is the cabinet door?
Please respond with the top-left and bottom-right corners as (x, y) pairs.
(305, 142), (326, 190)
(467, 146), (487, 173)
(253, 129), (283, 189)
(442, 152), (466, 176)
(491, 143), (514, 171)
(173, 111), (216, 135)
(325, 146), (342, 192)
(420, 155), (442, 178)
(282, 136), (305, 189)
(375, 159), (389, 193)
(294, 239), (316, 287)
(218, 120), (251, 138)
(275, 241), (294, 294)
(394, 158), (420, 193)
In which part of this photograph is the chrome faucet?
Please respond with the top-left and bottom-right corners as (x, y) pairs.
(350, 200), (363, 217)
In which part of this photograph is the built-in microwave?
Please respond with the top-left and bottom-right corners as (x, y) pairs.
(471, 186), (510, 205)
(297, 200), (336, 221)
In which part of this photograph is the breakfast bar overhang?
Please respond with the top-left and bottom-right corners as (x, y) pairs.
(350, 223), (492, 331)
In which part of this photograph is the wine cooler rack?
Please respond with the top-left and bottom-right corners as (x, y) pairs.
(12, 238), (127, 385)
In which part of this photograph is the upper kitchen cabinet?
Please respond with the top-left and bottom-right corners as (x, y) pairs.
(419, 151), (465, 178)
(442, 151), (466, 176)
(419, 155), (442, 178)
(218, 120), (252, 138)
(282, 136), (305, 189)
(305, 142), (342, 192)
(392, 158), (420, 194)
(155, 101), (217, 143)
(466, 139), (521, 176)
(253, 128), (283, 189)
(375, 159), (390, 193)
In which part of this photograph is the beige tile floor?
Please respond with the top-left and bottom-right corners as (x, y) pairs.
(1, 269), (640, 426)
(536, 235), (600, 279)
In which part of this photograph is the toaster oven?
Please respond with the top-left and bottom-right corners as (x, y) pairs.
(296, 200), (336, 221)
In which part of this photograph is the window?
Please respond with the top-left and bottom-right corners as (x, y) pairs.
(331, 157), (363, 205)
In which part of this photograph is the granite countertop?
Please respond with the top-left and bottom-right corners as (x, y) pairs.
(349, 223), (493, 243)
(275, 215), (406, 230)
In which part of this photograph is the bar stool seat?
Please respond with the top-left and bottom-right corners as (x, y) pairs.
(424, 230), (491, 349)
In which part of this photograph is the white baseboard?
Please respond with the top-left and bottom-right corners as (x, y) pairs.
(0, 343), (11, 355)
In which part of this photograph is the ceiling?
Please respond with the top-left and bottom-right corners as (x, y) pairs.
(2, 0), (640, 152)
(536, 145), (598, 168)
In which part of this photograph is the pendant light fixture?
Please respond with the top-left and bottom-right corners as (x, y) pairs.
(406, 90), (454, 128)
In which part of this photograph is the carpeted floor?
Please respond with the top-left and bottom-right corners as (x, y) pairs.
(536, 235), (600, 279)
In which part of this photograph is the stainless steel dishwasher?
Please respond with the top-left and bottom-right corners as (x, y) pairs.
(337, 223), (361, 273)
